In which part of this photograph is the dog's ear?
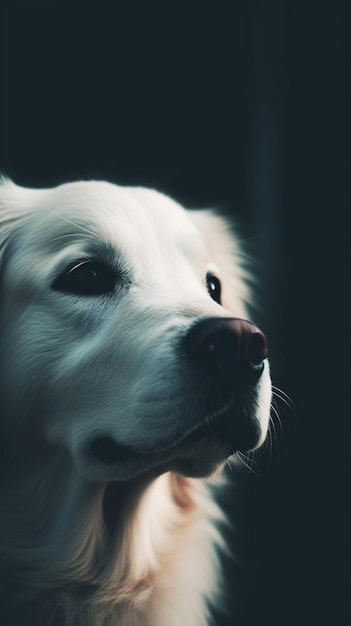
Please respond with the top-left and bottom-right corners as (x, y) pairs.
(188, 209), (251, 319)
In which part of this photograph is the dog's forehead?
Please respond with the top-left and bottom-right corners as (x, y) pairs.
(22, 181), (204, 256)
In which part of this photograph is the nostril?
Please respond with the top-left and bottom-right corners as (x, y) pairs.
(247, 331), (268, 366)
(184, 317), (268, 385)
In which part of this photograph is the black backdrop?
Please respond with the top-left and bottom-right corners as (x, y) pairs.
(1, 3), (349, 625)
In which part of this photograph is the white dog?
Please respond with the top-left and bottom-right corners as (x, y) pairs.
(0, 178), (272, 626)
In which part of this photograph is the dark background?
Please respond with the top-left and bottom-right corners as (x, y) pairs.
(1, 3), (349, 625)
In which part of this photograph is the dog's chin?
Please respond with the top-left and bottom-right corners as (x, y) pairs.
(165, 440), (232, 478)
(157, 411), (262, 478)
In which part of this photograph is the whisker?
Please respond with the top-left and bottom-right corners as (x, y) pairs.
(240, 450), (258, 467)
(49, 210), (97, 237)
(268, 411), (277, 446)
(270, 403), (283, 438)
(272, 386), (295, 412)
(263, 423), (273, 462)
(271, 385), (292, 401)
(225, 459), (233, 472)
(236, 451), (259, 477)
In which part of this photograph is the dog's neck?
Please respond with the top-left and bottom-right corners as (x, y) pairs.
(1, 471), (223, 626)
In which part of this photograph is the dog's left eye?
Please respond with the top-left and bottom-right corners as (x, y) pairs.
(52, 261), (118, 296)
(206, 272), (222, 304)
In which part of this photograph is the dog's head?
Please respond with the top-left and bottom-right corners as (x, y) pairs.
(0, 179), (271, 483)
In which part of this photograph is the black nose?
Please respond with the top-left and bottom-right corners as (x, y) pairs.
(184, 317), (268, 385)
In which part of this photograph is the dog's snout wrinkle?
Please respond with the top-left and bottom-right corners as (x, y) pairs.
(184, 317), (268, 385)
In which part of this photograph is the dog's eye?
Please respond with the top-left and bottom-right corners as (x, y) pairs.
(206, 272), (222, 304)
(52, 261), (117, 296)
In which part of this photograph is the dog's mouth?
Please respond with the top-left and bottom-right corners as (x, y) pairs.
(87, 400), (261, 479)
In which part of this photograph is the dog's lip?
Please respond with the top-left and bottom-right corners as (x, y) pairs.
(89, 418), (226, 466)
(88, 403), (260, 468)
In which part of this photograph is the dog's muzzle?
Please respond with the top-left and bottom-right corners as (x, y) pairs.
(87, 317), (269, 476)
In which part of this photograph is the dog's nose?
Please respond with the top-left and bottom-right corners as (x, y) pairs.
(184, 318), (268, 384)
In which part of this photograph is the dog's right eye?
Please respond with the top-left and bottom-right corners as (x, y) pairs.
(206, 272), (222, 305)
(52, 260), (118, 296)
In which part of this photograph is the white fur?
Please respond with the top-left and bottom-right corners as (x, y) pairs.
(0, 179), (271, 625)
